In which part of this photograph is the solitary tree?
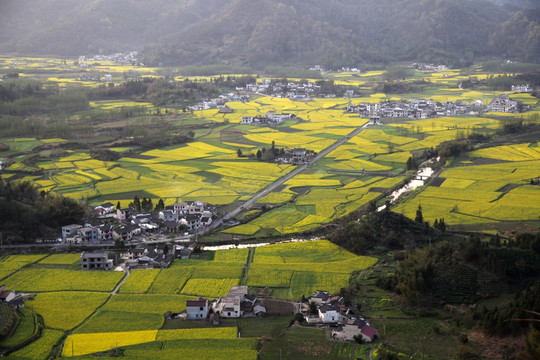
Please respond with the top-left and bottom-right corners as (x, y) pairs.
(256, 149), (262, 160)
(155, 198), (165, 212)
(143, 198), (153, 212)
(133, 195), (141, 211)
(438, 218), (446, 232)
(141, 198), (148, 210)
(415, 204), (424, 223)
(237, 148), (243, 157)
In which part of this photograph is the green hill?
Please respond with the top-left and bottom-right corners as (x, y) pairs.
(0, 0), (539, 67)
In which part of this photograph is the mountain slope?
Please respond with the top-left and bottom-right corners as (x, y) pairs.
(0, 0), (538, 66)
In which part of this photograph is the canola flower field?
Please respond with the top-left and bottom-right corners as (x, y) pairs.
(393, 142), (540, 227)
(0, 240), (376, 359)
(2, 55), (540, 234)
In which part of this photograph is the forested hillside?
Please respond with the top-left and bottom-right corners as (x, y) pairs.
(1, 0), (539, 67)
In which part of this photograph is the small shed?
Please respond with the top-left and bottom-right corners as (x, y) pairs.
(254, 304), (267, 317)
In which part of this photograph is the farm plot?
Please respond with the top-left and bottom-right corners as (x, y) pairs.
(0, 255), (47, 280)
(122, 338), (258, 360)
(255, 191), (295, 204)
(247, 241), (377, 299)
(29, 291), (110, 330)
(243, 130), (336, 153)
(64, 330), (158, 357)
(104, 294), (187, 314)
(63, 327), (241, 357)
(156, 327), (237, 340)
(7, 329), (64, 360)
(252, 240), (358, 264)
(229, 175), (394, 235)
(394, 145), (540, 226)
(38, 254), (81, 265)
(75, 310), (165, 334)
(146, 268), (193, 294)
(214, 248), (249, 263)
(76, 294), (191, 334)
(0, 307), (39, 350)
(469, 142), (540, 162)
(180, 278), (239, 298)
(221, 223), (261, 236)
(118, 269), (161, 294)
(147, 259), (244, 296)
(1, 268), (123, 292)
(20, 134), (296, 207)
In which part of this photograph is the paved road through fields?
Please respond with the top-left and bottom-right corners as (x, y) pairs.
(201, 122), (371, 235)
(0, 123), (370, 248)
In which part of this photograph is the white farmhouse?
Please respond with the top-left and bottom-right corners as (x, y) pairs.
(318, 303), (344, 323)
(186, 297), (209, 320)
(213, 285), (248, 318)
(216, 295), (242, 318)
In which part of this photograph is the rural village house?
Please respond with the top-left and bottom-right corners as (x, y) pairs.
(93, 202), (115, 216)
(80, 252), (114, 271)
(122, 244), (177, 269)
(63, 199), (216, 245)
(0, 285), (25, 309)
(211, 286), (264, 319)
(186, 297), (209, 319)
(304, 290), (378, 343)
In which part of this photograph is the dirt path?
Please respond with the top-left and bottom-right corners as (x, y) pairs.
(240, 248), (255, 286)
(111, 268), (130, 295)
(60, 269), (130, 356)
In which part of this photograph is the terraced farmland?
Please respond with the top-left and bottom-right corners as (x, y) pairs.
(394, 142), (540, 229)
(246, 240), (378, 299)
(0, 240), (376, 358)
(225, 173), (401, 235)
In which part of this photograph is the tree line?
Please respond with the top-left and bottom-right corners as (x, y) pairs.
(0, 177), (86, 243)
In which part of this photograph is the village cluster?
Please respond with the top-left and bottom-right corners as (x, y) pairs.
(188, 92), (250, 111)
(56, 200), (216, 245)
(346, 98), (483, 119)
(78, 51), (139, 65)
(53, 245), (380, 345)
(180, 288), (378, 343)
(240, 111), (296, 126)
(272, 147), (316, 165)
(346, 93), (529, 120)
(241, 79), (340, 100)
(181, 286), (265, 324)
(304, 290), (378, 343)
(80, 242), (192, 270)
(486, 94), (529, 113)
(309, 62), (449, 73)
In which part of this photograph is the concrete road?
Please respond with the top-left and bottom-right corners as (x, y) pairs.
(0, 123), (370, 246)
(201, 122), (371, 235)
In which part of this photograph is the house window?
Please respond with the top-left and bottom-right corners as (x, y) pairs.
(200, 307), (203, 311)
(228, 312), (231, 316)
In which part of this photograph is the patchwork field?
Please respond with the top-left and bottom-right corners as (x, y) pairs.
(29, 292), (110, 330)
(0, 241), (376, 359)
(1, 268), (124, 292)
(225, 173), (402, 235)
(0, 255), (47, 280)
(4, 59), (538, 237)
(246, 240), (378, 299)
(394, 142), (540, 229)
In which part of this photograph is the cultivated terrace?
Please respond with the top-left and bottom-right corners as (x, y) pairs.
(0, 55), (540, 360)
